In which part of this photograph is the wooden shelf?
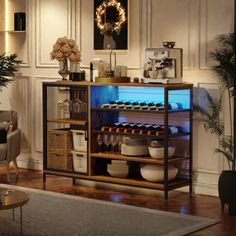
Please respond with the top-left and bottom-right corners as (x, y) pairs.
(47, 118), (87, 126)
(42, 81), (193, 89)
(0, 31), (26, 33)
(91, 108), (191, 113)
(90, 175), (191, 190)
(92, 129), (190, 139)
(90, 153), (189, 164)
(43, 170), (190, 191)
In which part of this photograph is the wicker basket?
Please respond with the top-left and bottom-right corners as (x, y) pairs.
(71, 130), (87, 152)
(71, 151), (87, 173)
(48, 129), (72, 151)
(48, 151), (73, 171)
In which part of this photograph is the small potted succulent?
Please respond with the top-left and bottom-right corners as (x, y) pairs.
(194, 33), (235, 215)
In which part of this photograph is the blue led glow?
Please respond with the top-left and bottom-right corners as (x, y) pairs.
(110, 194), (123, 202)
(118, 87), (190, 109)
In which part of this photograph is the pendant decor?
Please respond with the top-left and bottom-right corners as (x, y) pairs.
(50, 37), (81, 80)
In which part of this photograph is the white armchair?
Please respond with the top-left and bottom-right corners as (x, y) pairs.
(0, 111), (21, 182)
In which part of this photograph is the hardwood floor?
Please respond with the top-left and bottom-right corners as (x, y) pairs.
(1, 167), (236, 235)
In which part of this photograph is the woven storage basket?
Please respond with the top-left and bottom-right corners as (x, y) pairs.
(48, 129), (72, 151)
(71, 151), (87, 173)
(48, 151), (73, 171)
(71, 130), (87, 152)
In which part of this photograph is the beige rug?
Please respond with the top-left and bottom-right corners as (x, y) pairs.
(0, 184), (219, 236)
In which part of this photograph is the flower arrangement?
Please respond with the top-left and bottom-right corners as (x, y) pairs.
(50, 37), (80, 62)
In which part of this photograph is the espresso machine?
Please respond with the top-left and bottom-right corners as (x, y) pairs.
(143, 44), (183, 84)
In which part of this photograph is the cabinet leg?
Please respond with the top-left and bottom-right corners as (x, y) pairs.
(164, 191), (168, 200)
(43, 173), (46, 183)
(189, 184), (192, 196)
(72, 178), (76, 185)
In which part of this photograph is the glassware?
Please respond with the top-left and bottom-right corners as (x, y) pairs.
(62, 89), (72, 113)
(110, 135), (117, 153)
(103, 134), (110, 153)
(97, 134), (103, 153)
(117, 135), (123, 153)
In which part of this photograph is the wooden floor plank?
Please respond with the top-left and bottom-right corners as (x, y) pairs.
(0, 167), (236, 235)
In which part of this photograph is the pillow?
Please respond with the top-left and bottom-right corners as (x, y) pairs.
(0, 122), (10, 130)
(0, 129), (7, 144)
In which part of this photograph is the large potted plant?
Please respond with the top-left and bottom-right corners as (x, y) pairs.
(194, 33), (235, 215)
(0, 53), (21, 89)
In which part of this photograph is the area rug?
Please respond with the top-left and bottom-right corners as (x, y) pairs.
(0, 184), (219, 236)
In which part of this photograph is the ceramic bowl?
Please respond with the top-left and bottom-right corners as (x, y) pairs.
(140, 164), (178, 182)
(148, 146), (175, 159)
(107, 164), (129, 178)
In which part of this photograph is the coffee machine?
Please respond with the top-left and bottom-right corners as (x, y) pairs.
(143, 46), (183, 84)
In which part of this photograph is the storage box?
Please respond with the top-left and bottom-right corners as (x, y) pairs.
(71, 130), (87, 152)
(71, 151), (87, 173)
(48, 129), (73, 152)
(48, 151), (73, 171)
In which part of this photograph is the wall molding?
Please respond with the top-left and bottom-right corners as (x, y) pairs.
(35, 0), (74, 68)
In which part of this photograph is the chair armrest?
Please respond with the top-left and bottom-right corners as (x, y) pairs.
(6, 129), (21, 163)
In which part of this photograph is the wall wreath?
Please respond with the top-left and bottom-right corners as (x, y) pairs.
(94, 0), (129, 50)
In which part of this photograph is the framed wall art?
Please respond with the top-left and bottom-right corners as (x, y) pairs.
(94, 0), (129, 51)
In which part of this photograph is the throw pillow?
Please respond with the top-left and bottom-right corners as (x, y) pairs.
(0, 129), (8, 144)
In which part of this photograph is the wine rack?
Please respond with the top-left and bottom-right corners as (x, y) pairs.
(43, 81), (193, 200)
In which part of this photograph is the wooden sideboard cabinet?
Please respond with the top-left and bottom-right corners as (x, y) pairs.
(43, 81), (193, 200)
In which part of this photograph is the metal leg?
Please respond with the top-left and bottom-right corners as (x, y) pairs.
(164, 190), (168, 200)
(20, 206), (22, 236)
(12, 208), (15, 221)
(43, 173), (46, 183)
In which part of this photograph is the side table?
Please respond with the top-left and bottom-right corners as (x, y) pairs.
(0, 188), (29, 235)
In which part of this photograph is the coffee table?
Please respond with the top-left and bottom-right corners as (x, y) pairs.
(0, 188), (29, 236)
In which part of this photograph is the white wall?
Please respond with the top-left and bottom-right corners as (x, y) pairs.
(0, 0), (234, 196)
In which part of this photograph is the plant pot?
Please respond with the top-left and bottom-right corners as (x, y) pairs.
(218, 170), (236, 216)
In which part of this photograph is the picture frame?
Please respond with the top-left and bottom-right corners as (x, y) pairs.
(94, 0), (129, 52)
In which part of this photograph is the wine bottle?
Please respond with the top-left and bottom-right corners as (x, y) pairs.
(124, 101), (133, 109)
(140, 101), (149, 110)
(101, 103), (110, 108)
(168, 126), (183, 134)
(131, 101), (140, 110)
(156, 102), (165, 111)
(168, 102), (182, 110)
(109, 100), (118, 108)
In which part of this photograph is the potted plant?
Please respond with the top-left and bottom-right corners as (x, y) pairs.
(194, 33), (235, 215)
(0, 53), (21, 89)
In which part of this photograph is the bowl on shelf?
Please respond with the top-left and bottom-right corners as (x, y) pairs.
(162, 41), (176, 48)
(148, 146), (175, 159)
(140, 164), (178, 182)
(107, 164), (129, 178)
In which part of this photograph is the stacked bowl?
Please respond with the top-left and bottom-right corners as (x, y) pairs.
(107, 160), (129, 178)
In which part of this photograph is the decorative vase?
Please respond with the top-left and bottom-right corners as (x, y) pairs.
(58, 59), (69, 80)
(218, 170), (236, 216)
